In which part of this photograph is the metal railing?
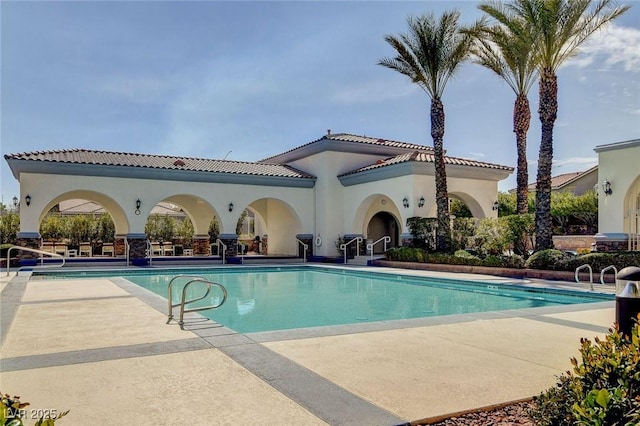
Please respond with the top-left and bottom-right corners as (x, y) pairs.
(367, 236), (391, 262)
(600, 265), (618, 286)
(5, 245), (66, 276)
(145, 239), (153, 266)
(296, 238), (308, 263)
(575, 264), (594, 291)
(216, 239), (227, 264)
(340, 236), (362, 264)
(166, 275), (227, 330)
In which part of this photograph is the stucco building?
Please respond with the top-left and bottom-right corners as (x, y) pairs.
(5, 132), (513, 263)
(594, 138), (640, 251)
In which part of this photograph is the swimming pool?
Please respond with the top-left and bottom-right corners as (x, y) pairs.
(32, 266), (612, 333)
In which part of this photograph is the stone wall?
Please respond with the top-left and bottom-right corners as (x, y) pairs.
(552, 235), (595, 252)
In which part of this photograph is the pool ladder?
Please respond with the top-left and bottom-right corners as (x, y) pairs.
(575, 264), (618, 291)
(166, 275), (227, 330)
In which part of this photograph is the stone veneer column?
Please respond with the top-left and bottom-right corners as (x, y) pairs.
(127, 233), (148, 266)
(218, 233), (238, 257)
(114, 235), (127, 256)
(193, 235), (210, 256)
(296, 234), (313, 258)
(260, 235), (268, 255)
(15, 232), (41, 264)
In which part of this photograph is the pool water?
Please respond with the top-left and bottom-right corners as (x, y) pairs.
(102, 267), (611, 333)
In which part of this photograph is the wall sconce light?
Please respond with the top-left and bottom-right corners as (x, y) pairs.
(134, 198), (141, 215)
(12, 196), (18, 208)
(228, 202), (234, 212)
(25, 194), (31, 206)
(402, 197), (409, 208)
(492, 201), (499, 211)
(602, 179), (612, 196)
(418, 196), (425, 208)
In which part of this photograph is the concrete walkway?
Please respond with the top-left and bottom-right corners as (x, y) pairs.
(0, 267), (616, 425)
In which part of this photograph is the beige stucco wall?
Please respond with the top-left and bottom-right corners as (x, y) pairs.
(19, 172), (315, 255)
(596, 142), (640, 234)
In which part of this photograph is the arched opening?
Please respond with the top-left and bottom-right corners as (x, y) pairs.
(245, 198), (303, 256)
(624, 175), (640, 250)
(366, 212), (399, 253)
(37, 192), (128, 257)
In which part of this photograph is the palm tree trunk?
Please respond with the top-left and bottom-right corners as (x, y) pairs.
(535, 69), (557, 251)
(514, 94), (531, 215)
(431, 97), (450, 252)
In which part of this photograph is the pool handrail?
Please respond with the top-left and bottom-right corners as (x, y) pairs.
(575, 264), (594, 291)
(340, 236), (363, 264)
(367, 236), (391, 262)
(216, 239), (227, 264)
(5, 245), (65, 276)
(600, 265), (618, 286)
(166, 275), (227, 329)
(296, 238), (308, 263)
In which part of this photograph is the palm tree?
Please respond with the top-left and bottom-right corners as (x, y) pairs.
(379, 11), (476, 252)
(511, 0), (629, 250)
(470, 4), (538, 217)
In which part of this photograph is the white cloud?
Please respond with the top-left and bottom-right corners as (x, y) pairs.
(569, 24), (640, 72)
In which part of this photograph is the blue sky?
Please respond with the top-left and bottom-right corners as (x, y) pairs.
(2, 1), (639, 205)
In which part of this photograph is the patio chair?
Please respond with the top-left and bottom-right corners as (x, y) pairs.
(79, 243), (92, 257)
(162, 242), (175, 256)
(102, 243), (114, 256)
(54, 244), (67, 256)
(151, 242), (162, 256)
(40, 243), (55, 254)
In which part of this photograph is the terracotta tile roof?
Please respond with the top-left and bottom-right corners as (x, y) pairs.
(526, 166), (597, 191)
(5, 148), (315, 179)
(260, 132), (433, 162)
(339, 151), (513, 176)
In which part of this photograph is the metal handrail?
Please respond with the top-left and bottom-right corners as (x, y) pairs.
(146, 239), (153, 266)
(166, 275), (227, 329)
(600, 265), (618, 285)
(296, 238), (308, 263)
(5, 245), (66, 276)
(367, 236), (391, 262)
(575, 264), (594, 291)
(340, 236), (362, 264)
(125, 238), (130, 266)
(216, 239), (227, 264)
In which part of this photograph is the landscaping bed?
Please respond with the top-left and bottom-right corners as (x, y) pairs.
(373, 259), (616, 283)
(413, 399), (534, 425)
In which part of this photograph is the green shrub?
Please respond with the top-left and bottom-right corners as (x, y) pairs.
(560, 252), (640, 274)
(499, 254), (525, 269)
(525, 249), (569, 270)
(454, 249), (480, 261)
(1, 391), (69, 425)
(482, 255), (503, 267)
(529, 319), (640, 425)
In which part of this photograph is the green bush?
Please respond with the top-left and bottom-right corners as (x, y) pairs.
(559, 252), (640, 274)
(529, 319), (640, 425)
(525, 249), (569, 270)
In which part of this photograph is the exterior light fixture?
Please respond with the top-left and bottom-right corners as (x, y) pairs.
(25, 194), (31, 206)
(492, 201), (499, 211)
(12, 196), (18, 208)
(602, 179), (612, 196)
(135, 199), (141, 215)
(228, 202), (234, 212)
(418, 196), (425, 208)
(402, 197), (409, 208)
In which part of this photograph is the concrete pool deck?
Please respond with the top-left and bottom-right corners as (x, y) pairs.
(0, 266), (616, 425)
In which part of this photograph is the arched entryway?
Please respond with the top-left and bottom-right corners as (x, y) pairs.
(624, 175), (640, 250)
(366, 212), (399, 253)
